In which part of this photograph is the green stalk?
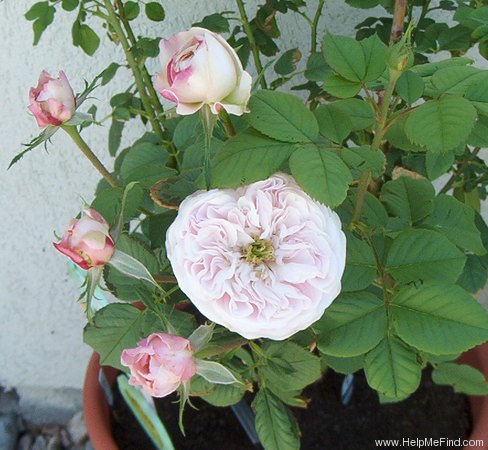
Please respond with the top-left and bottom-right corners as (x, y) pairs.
(103, 0), (164, 140)
(351, 71), (401, 224)
(63, 126), (119, 188)
(200, 105), (217, 190)
(311, 0), (325, 54)
(218, 108), (237, 137)
(235, 0), (267, 89)
(114, 0), (166, 122)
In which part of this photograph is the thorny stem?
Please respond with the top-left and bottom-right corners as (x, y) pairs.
(390, 0), (408, 44)
(63, 126), (119, 188)
(311, 0), (325, 54)
(440, 147), (481, 194)
(353, 0), (407, 224)
(235, 0), (267, 89)
(114, 0), (166, 122)
(103, 0), (164, 140)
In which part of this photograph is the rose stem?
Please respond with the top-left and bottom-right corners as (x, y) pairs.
(218, 108), (237, 137)
(201, 105), (217, 190)
(114, 0), (166, 122)
(103, 0), (165, 141)
(311, 0), (325, 54)
(351, 0), (407, 224)
(235, 0), (267, 89)
(62, 126), (119, 188)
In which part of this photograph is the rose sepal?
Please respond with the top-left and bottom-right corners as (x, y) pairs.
(107, 249), (162, 292)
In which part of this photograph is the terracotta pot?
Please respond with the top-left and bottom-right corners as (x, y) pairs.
(84, 343), (488, 450)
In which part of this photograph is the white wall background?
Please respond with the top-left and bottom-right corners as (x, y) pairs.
(0, 0), (486, 397)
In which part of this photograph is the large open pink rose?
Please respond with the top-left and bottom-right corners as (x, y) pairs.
(166, 173), (346, 340)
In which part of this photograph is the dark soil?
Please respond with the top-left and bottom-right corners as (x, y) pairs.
(111, 369), (471, 450)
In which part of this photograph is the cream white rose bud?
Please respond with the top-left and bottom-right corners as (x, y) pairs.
(154, 27), (252, 116)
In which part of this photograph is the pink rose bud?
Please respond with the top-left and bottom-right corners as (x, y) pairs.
(155, 27), (252, 116)
(53, 208), (115, 270)
(28, 70), (76, 128)
(121, 333), (196, 398)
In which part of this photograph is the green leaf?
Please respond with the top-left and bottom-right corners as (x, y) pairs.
(145, 2), (165, 21)
(346, 0), (380, 8)
(25, 2), (56, 45)
(341, 232), (377, 292)
(431, 66), (486, 96)
(465, 80), (488, 116)
(385, 116), (426, 153)
(438, 24), (472, 51)
(62, 0), (79, 11)
(91, 184), (143, 226)
(380, 177), (435, 224)
(385, 229), (466, 283)
(337, 191), (388, 229)
(396, 71), (424, 104)
(109, 120), (124, 157)
(99, 63), (121, 86)
(331, 99), (375, 131)
(340, 146), (386, 179)
(316, 291), (386, 357)
(78, 24), (100, 56)
(432, 363), (488, 395)
(323, 34), (366, 82)
(391, 282), (488, 354)
(360, 34), (387, 82)
(193, 13), (229, 33)
(261, 342), (321, 392)
(421, 194), (485, 255)
(120, 142), (175, 188)
(404, 95), (477, 153)
(322, 355), (363, 374)
(190, 377), (246, 407)
(253, 389), (300, 450)
(211, 130), (295, 187)
(467, 116), (488, 147)
(304, 52), (331, 81)
(410, 57), (474, 77)
(425, 151), (455, 180)
(314, 104), (352, 143)
(457, 254), (488, 293)
(323, 74), (362, 98)
(84, 304), (146, 370)
(289, 145), (352, 207)
(364, 335), (421, 398)
(246, 90), (318, 143)
(124, 1), (140, 20)
(274, 48), (301, 75)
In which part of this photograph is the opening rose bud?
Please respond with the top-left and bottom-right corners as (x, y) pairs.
(155, 27), (252, 116)
(53, 208), (115, 270)
(28, 70), (76, 128)
(121, 333), (196, 398)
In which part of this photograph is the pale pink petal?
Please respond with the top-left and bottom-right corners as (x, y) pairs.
(166, 173), (346, 340)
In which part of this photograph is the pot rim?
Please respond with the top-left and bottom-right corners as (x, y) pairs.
(83, 343), (488, 450)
